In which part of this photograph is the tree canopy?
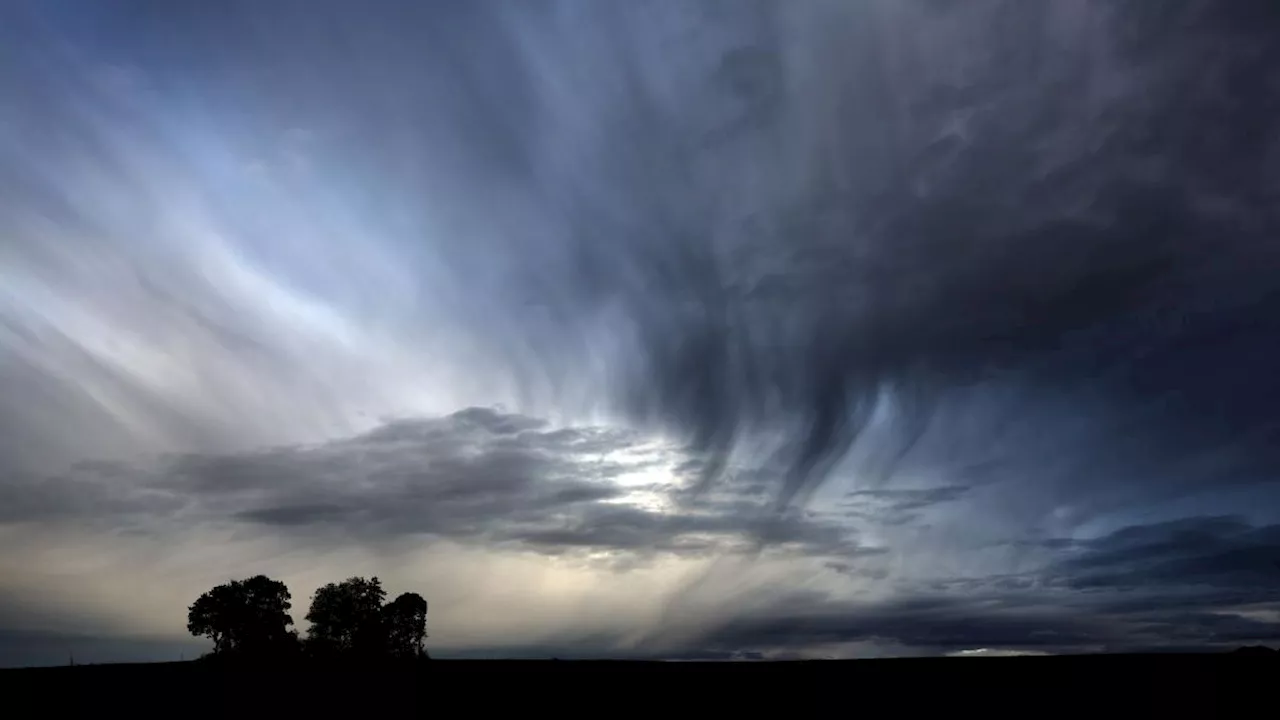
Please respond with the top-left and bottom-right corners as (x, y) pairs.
(186, 575), (296, 658)
(384, 592), (429, 659)
(189, 574), (429, 664)
(305, 576), (390, 659)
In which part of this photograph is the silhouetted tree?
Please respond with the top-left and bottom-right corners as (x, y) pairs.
(187, 575), (297, 659)
(305, 576), (388, 659)
(383, 592), (428, 659)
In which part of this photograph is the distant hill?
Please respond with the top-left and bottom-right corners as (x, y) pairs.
(1231, 645), (1278, 656)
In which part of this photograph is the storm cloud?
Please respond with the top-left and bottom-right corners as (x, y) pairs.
(2, 0), (1280, 664)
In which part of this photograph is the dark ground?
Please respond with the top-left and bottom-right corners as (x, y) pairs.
(1, 654), (1275, 715)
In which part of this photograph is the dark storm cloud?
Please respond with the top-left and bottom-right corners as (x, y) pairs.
(500, 501), (862, 560)
(158, 408), (649, 544)
(837, 485), (975, 526)
(128, 0), (1280, 513)
(571, 0), (1280, 506)
(1048, 516), (1280, 600)
(686, 591), (1280, 657)
(845, 486), (973, 511)
(0, 407), (865, 562)
(5, 0), (1279, 514)
(679, 514), (1280, 656)
(689, 593), (1111, 656)
(929, 516), (1280, 610)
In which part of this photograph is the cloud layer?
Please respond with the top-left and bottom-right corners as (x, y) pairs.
(4, 408), (1279, 661)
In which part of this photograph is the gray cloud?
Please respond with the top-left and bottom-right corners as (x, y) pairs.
(675, 514), (1280, 657)
(1048, 516), (1280, 601)
(3, 409), (1280, 662)
(3, 408), (867, 565)
(499, 502), (862, 561)
(688, 595), (1114, 657)
(837, 485), (976, 527)
(440, 0), (1280, 511)
(683, 592), (1280, 658)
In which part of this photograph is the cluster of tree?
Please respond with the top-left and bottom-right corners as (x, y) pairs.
(187, 575), (427, 664)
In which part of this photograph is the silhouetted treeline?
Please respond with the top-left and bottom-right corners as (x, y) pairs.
(187, 575), (428, 665)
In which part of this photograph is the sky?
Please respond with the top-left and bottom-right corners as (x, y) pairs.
(2, 0), (1280, 666)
